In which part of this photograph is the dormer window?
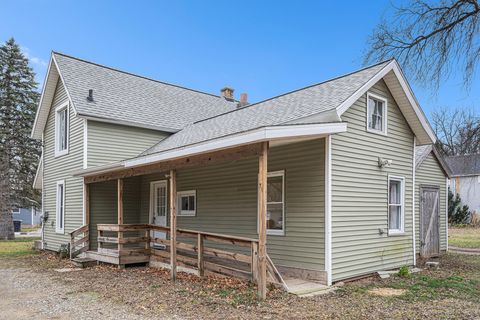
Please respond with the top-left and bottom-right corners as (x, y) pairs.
(367, 93), (387, 135)
(55, 102), (69, 157)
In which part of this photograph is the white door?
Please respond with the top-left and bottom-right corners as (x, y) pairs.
(150, 181), (168, 243)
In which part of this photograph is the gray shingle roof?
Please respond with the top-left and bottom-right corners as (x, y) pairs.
(415, 144), (432, 168)
(445, 154), (480, 176)
(141, 60), (391, 155)
(53, 52), (237, 131)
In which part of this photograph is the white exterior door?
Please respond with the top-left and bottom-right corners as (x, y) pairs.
(150, 181), (168, 242)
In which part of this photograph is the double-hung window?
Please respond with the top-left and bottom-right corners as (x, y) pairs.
(388, 176), (404, 234)
(55, 102), (69, 157)
(56, 180), (65, 234)
(178, 190), (196, 216)
(367, 93), (387, 135)
(267, 171), (285, 235)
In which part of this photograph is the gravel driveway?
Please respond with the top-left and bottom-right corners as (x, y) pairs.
(0, 267), (167, 320)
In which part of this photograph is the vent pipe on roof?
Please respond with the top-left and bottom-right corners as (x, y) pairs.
(220, 86), (234, 101)
(87, 89), (94, 102)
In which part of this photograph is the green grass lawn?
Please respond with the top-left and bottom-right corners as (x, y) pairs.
(0, 237), (40, 257)
(449, 227), (480, 249)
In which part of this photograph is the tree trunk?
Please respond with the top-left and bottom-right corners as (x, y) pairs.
(0, 210), (14, 240)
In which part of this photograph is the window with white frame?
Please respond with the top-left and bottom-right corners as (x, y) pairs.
(367, 93), (387, 134)
(177, 190), (196, 216)
(267, 171), (285, 235)
(12, 208), (20, 214)
(388, 176), (404, 234)
(55, 103), (69, 156)
(56, 180), (65, 233)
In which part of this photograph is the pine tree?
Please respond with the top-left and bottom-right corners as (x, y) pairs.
(0, 38), (41, 239)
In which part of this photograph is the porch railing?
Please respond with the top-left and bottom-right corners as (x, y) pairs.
(69, 224), (89, 259)
(150, 225), (259, 282)
(93, 224), (263, 283)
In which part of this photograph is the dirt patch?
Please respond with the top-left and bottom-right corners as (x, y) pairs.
(1, 252), (480, 319)
(368, 288), (406, 296)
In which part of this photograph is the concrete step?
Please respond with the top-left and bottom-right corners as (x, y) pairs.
(71, 257), (97, 268)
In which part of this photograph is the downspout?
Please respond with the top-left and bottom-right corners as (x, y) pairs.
(411, 136), (416, 266)
(325, 135), (332, 285)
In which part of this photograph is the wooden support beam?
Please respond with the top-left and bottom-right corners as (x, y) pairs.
(85, 182), (90, 225)
(251, 242), (258, 283)
(257, 141), (268, 300)
(197, 233), (204, 277)
(84, 143), (264, 184)
(169, 169), (177, 281)
(117, 179), (124, 252)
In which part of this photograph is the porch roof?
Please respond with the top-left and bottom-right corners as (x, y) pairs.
(73, 122), (347, 178)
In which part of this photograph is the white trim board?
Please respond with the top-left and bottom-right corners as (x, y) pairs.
(336, 60), (436, 145)
(54, 101), (70, 158)
(83, 119), (88, 169)
(31, 54), (76, 139)
(365, 92), (388, 136)
(125, 123), (347, 168)
(324, 135), (332, 285)
(412, 137), (416, 265)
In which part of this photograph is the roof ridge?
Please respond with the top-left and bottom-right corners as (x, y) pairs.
(192, 58), (394, 125)
(52, 51), (234, 101)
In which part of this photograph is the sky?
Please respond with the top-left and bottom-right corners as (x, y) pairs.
(1, 0), (478, 120)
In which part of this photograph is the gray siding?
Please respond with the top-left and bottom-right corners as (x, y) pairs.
(415, 153), (447, 251)
(331, 80), (415, 281)
(88, 139), (326, 271)
(87, 120), (167, 167)
(43, 80), (84, 251)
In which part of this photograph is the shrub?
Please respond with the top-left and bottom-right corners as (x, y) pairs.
(448, 190), (471, 225)
(398, 265), (410, 278)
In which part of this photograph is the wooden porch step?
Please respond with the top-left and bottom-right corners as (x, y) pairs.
(71, 257), (97, 268)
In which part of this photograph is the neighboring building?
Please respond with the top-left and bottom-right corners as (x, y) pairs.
(31, 52), (446, 290)
(12, 207), (41, 227)
(415, 145), (451, 257)
(446, 154), (480, 215)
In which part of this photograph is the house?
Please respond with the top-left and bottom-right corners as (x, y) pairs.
(415, 145), (451, 257)
(31, 52), (448, 299)
(12, 207), (41, 228)
(445, 154), (480, 215)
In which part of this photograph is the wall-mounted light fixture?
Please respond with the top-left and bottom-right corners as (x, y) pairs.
(378, 157), (393, 168)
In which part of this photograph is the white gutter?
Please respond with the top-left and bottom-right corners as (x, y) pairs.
(125, 122), (348, 168)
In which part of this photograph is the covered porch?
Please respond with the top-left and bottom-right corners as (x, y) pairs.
(72, 133), (335, 299)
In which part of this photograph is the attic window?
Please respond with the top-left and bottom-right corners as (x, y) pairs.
(367, 92), (387, 135)
(55, 102), (69, 157)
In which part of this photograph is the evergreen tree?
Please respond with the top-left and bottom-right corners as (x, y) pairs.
(0, 38), (41, 239)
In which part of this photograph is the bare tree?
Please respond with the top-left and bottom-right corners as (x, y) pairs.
(432, 107), (480, 155)
(365, 0), (480, 88)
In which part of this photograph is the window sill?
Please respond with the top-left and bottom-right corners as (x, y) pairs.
(55, 229), (64, 234)
(55, 150), (69, 158)
(388, 230), (406, 236)
(267, 230), (285, 236)
(366, 128), (387, 136)
(178, 212), (196, 217)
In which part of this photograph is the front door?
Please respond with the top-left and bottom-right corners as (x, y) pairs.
(420, 186), (440, 257)
(150, 181), (168, 242)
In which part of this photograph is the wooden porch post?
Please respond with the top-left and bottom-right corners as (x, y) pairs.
(84, 182), (90, 250)
(117, 179), (124, 224)
(257, 142), (268, 300)
(169, 169), (177, 281)
(85, 182), (90, 226)
(117, 179), (124, 259)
